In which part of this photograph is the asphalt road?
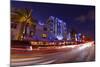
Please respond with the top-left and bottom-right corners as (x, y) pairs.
(11, 41), (95, 66)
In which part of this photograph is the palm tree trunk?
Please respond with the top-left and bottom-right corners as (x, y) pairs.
(17, 22), (26, 40)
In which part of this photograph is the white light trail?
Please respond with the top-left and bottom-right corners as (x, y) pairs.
(78, 42), (93, 50)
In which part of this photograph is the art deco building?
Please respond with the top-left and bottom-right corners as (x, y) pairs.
(45, 16), (67, 40)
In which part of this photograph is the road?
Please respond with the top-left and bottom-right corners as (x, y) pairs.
(11, 41), (95, 66)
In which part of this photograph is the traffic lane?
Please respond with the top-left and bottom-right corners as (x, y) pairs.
(11, 42), (95, 66)
(11, 46), (95, 66)
(11, 41), (94, 57)
(11, 46), (74, 60)
(11, 46), (75, 58)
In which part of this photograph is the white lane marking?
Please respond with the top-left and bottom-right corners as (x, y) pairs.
(11, 58), (56, 66)
(38, 59), (56, 64)
(11, 57), (42, 62)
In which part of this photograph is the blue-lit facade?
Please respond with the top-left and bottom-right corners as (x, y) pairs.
(76, 33), (82, 42)
(46, 16), (67, 40)
(31, 16), (82, 42)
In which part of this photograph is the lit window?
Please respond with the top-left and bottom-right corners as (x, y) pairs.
(42, 34), (47, 38)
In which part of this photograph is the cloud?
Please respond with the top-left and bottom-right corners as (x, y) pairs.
(75, 10), (95, 23)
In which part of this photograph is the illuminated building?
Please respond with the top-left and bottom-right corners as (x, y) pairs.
(46, 16), (67, 40)
(66, 32), (71, 41)
(76, 33), (82, 42)
(66, 29), (82, 42)
(11, 21), (36, 40)
(73, 32), (82, 42)
(32, 22), (49, 41)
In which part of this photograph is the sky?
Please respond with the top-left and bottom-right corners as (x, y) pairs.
(11, 1), (95, 39)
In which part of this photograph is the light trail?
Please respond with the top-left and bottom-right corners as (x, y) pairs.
(11, 41), (95, 66)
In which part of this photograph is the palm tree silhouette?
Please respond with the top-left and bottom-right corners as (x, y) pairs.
(11, 8), (36, 40)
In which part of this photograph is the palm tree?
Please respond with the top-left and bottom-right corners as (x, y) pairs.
(11, 8), (36, 40)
